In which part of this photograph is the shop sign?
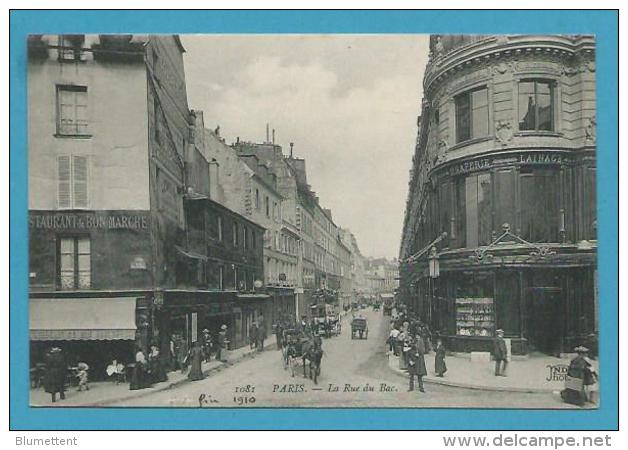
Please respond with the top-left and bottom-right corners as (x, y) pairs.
(518, 153), (564, 165)
(29, 213), (149, 230)
(442, 152), (567, 178)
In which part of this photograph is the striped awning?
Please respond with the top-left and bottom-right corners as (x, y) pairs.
(30, 297), (137, 341)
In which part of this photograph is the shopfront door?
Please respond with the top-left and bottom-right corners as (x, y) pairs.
(526, 286), (562, 355)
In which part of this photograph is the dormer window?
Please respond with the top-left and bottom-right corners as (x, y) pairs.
(58, 35), (85, 62)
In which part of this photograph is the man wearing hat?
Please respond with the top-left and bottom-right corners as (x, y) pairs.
(44, 347), (67, 402)
(493, 329), (508, 376)
(561, 346), (596, 406)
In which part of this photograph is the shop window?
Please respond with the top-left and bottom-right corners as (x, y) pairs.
(232, 222), (239, 247)
(518, 80), (555, 131)
(57, 155), (89, 209)
(57, 236), (91, 290)
(438, 181), (454, 243)
(455, 87), (489, 143)
(457, 173), (492, 248)
(56, 85), (89, 136)
(519, 168), (560, 243)
(455, 272), (494, 336)
(494, 169), (517, 234)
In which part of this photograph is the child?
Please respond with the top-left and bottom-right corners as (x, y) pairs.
(76, 362), (90, 391)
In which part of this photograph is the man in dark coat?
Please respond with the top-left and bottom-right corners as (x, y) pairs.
(493, 329), (508, 376)
(408, 335), (427, 392)
(44, 347), (66, 402)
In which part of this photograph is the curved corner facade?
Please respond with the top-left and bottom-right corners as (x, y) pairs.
(399, 35), (597, 356)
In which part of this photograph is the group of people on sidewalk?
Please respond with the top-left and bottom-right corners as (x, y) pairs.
(131, 323), (232, 390)
(386, 310), (448, 393)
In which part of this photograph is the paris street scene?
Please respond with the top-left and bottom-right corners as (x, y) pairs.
(27, 34), (598, 408)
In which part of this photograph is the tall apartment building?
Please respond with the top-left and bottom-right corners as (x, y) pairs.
(399, 35), (597, 355)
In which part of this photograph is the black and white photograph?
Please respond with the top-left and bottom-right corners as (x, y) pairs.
(26, 33), (599, 410)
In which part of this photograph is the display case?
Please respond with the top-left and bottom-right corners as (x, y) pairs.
(455, 297), (494, 336)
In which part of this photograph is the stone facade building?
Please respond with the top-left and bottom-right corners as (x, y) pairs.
(27, 35), (268, 375)
(399, 35), (597, 356)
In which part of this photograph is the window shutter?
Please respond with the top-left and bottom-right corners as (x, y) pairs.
(73, 155), (89, 208)
(57, 156), (72, 208)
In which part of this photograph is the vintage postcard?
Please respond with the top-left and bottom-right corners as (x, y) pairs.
(9, 10), (618, 432)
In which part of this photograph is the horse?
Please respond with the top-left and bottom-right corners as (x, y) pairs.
(301, 336), (323, 384)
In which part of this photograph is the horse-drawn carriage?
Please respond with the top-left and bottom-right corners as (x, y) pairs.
(282, 329), (324, 384)
(350, 317), (369, 339)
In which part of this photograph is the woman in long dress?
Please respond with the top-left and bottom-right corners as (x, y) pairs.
(130, 348), (151, 390)
(149, 345), (168, 383)
(561, 346), (596, 406)
(187, 341), (204, 381)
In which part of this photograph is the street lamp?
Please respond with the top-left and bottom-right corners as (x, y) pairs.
(427, 246), (440, 329)
(428, 246), (440, 278)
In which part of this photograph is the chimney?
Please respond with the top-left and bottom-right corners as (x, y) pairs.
(266, 123), (270, 143)
(290, 142), (294, 158)
(272, 129), (275, 145)
(208, 158), (220, 201)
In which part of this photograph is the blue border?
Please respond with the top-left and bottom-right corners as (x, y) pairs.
(10, 10), (618, 430)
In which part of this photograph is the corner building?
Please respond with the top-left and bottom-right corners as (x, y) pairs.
(399, 35), (597, 356)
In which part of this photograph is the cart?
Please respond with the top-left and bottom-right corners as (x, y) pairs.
(350, 317), (368, 340)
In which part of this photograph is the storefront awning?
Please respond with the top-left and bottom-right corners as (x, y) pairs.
(175, 245), (208, 260)
(236, 293), (270, 301)
(30, 297), (137, 341)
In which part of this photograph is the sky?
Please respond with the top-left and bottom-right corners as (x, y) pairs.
(181, 35), (430, 259)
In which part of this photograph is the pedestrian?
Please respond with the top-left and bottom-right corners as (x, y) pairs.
(201, 329), (213, 362)
(130, 347), (150, 390)
(408, 335), (427, 393)
(76, 362), (90, 391)
(400, 338), (411, 371)
(44, 347), (66, 402)
(149, 344), (167, 383)
(561, 346), (597, 406)
(257, 319), (267, 351)
(434, 338), (447, 377)
(168, 337), (176, 371)
(217, 324), (228, 361)
(187, 341), (205, 381)
(275, 321), (284, 351)
(249, 322), (258, 350)
(176, 336), (189, 374)
(388, 326), (400, 354)
(493, 329), (508, 376)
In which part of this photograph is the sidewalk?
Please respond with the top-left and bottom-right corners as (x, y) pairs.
(387, 351), (579, 393)
(30, 344), (277, 407)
